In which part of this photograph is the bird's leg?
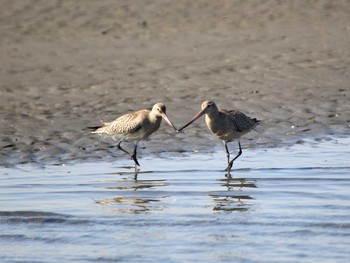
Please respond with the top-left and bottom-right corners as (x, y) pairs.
(116, 139), (131, 156)
(131, 141), (140, 167)
(117, 140), (140, 167)
(225, 140), (242, 172)
(223, 141), (232, 178)
(223, 141), (230, 166)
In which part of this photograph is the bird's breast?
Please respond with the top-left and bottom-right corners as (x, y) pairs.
(136, 117), (162, 139)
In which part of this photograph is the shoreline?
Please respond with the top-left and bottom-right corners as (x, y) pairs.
(1, 134), (349, 170)
(1, 133), (348, 169)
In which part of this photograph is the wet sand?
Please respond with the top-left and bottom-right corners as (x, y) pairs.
(1, 0), (349, 166)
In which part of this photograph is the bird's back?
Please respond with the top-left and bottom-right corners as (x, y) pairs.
(205, 108), (259, 141)
(92, 109), (149, 135)
(221, 109), (259, 132)
(92, 109), (163, 141)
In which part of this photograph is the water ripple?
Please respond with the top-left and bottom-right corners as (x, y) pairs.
(1, 137), (350, 262)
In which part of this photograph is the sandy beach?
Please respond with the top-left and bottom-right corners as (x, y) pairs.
(0, 0), (349, 166)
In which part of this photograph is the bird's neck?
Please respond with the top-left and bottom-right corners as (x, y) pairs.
(206, 109), (219, 120)
(149, 113), (162, 123)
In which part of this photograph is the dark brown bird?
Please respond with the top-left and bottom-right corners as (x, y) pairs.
(178, 100), (259, 176)
(92, 103), (177, 167)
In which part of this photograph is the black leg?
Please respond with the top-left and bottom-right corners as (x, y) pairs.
(117, 139), (131, 156)
(116, 140), (140, 166)
(225, 140), (242, 172)
(223, 141), (230, 166)
(131, 142), (140, 166)
(224, 141), (232, 178)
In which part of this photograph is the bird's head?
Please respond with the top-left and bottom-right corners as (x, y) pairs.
(177, 100), (217, 132)
(201, 100), (217, 113)
(152, 103), (177, 130)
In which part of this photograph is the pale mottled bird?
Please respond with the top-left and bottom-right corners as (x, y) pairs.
(91, 103), (177, 167)
(178, 100), (259, 175)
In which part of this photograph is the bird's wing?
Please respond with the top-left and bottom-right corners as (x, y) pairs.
(221, 109), (258, 132)
(93, 109), (148, 135)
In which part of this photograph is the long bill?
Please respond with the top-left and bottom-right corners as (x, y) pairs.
(161, 113), (178, 131)
(177, 110), (205, 132)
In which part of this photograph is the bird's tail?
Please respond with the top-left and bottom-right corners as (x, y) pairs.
(88, 126), (102, 133)
(88, 119), (108, 133)
(250, 118), (261, 131)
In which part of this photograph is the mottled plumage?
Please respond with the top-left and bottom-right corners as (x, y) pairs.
(93, 109), (161, 141)
(178, 100), (259, 176)
(92, 103), (176, 167)
(205, 107), (259, 142)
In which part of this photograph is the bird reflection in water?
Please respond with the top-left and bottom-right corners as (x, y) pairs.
(96, 177), (168, 214)
(209, 177), (256, 212)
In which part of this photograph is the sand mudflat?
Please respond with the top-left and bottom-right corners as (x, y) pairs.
(0, 0), (349, 166)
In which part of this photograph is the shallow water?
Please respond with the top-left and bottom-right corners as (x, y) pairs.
(1, 137), (350, 262)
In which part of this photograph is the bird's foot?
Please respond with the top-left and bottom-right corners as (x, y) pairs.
(131, 155), (140, 167)
(225, 163), (233, 172)
(133, 164), (140, 179)
(225, 172), (232, 179)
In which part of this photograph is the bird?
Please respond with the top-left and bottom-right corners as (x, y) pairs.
(91, 103), (177, 169)
(178, 100), (259, 176)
